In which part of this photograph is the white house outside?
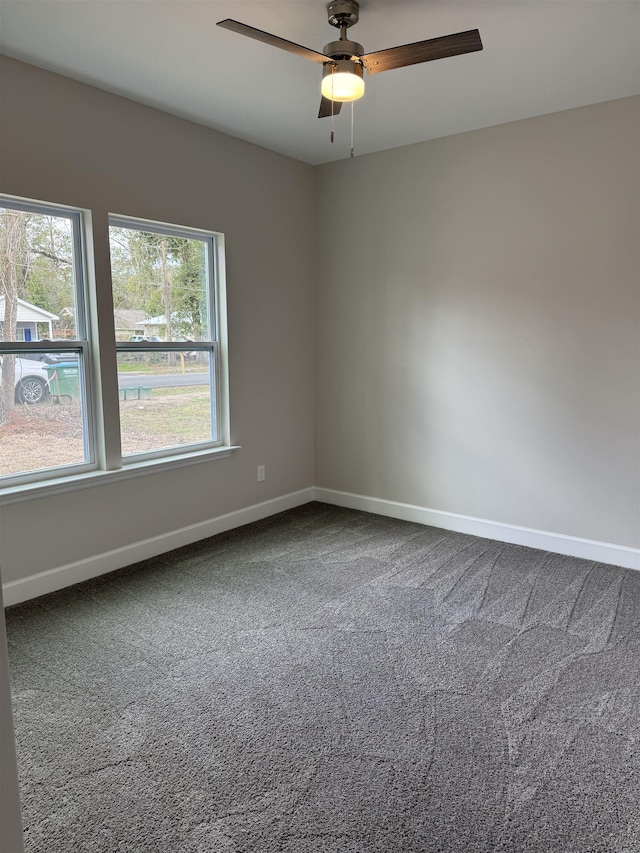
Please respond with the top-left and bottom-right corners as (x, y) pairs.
(0, 296), (58, 341)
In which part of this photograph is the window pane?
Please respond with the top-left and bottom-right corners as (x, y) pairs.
(0, 207), (79, 341)
(109, 227), (210, 342)
(117, 350), (215, 457)
(0, 352), (88, 479)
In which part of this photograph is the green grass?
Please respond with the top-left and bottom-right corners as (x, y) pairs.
(117, 362), (206, 375)
(120, 391), (211, 444)
(146, 385), (205, 396)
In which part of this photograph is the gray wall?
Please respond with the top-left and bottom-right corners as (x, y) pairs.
(0, 56), (316, 584)
(0, 59), (638, 579)
(315, 97), (640, 548)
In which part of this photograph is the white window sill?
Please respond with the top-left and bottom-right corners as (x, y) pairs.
(0, 445), (241, 506)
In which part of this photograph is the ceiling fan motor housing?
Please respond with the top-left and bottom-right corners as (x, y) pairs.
(323, 39), (364, 60)
(327, 0), (360, 29)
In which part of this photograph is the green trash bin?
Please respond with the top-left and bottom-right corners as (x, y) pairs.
(45, 362), (80, 400)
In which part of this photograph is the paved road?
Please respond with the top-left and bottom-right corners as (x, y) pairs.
(118, 372), (208, 389)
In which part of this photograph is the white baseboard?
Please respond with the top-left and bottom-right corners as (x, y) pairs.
(2, 488), (315, 607)
(315, 488), (640, 572)
(5, 485), (638, 606)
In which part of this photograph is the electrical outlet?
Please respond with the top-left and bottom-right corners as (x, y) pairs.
(257, 464), (266, 482)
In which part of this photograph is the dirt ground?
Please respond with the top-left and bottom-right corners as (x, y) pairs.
(0, 402), (84, 476)
(0, 395), (197, 477)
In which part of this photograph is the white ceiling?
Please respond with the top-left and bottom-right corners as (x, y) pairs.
(1, 1), (638, 165)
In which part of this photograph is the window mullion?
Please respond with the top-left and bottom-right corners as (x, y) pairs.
(86, 211), (122, 471)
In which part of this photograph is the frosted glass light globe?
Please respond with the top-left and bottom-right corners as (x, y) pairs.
(321, 62), (365, 102)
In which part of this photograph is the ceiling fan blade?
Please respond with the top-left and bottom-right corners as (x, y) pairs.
(318, 97), (343, 119)
(361, 29), (482, 75)
(217, 19), (329, 64)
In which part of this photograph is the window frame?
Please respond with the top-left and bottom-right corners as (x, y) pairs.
(109, 214), (225, 463)
(0, 197), (232, 496)
(0, 196), (98, 486)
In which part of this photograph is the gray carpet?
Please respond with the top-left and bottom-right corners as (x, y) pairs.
(5, 502), (640, 852)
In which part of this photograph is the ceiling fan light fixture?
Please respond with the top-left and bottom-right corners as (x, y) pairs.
(321, 60), (364, 102)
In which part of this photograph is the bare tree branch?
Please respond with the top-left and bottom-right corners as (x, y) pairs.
(31, 248), (72, 266)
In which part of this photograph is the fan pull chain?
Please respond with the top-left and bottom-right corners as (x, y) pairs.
(350, 101), (355, 158)
(330, 65), (335, 143)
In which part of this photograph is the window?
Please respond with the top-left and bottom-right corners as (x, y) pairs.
(0, 199), (94, 483)
(0, 196), (228, 491)
(108, 217), (223, 460)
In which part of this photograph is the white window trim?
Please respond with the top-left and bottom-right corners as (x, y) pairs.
(0, 197), (98, 485)
(0, 197), (234, 496)
(0, 444), (242, 506)
(109, 214), (229, 464)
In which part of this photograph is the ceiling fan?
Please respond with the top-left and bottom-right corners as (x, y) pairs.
(217, 0), (483, 119)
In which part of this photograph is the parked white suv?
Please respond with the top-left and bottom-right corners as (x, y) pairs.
(0, 356), (50, 404)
